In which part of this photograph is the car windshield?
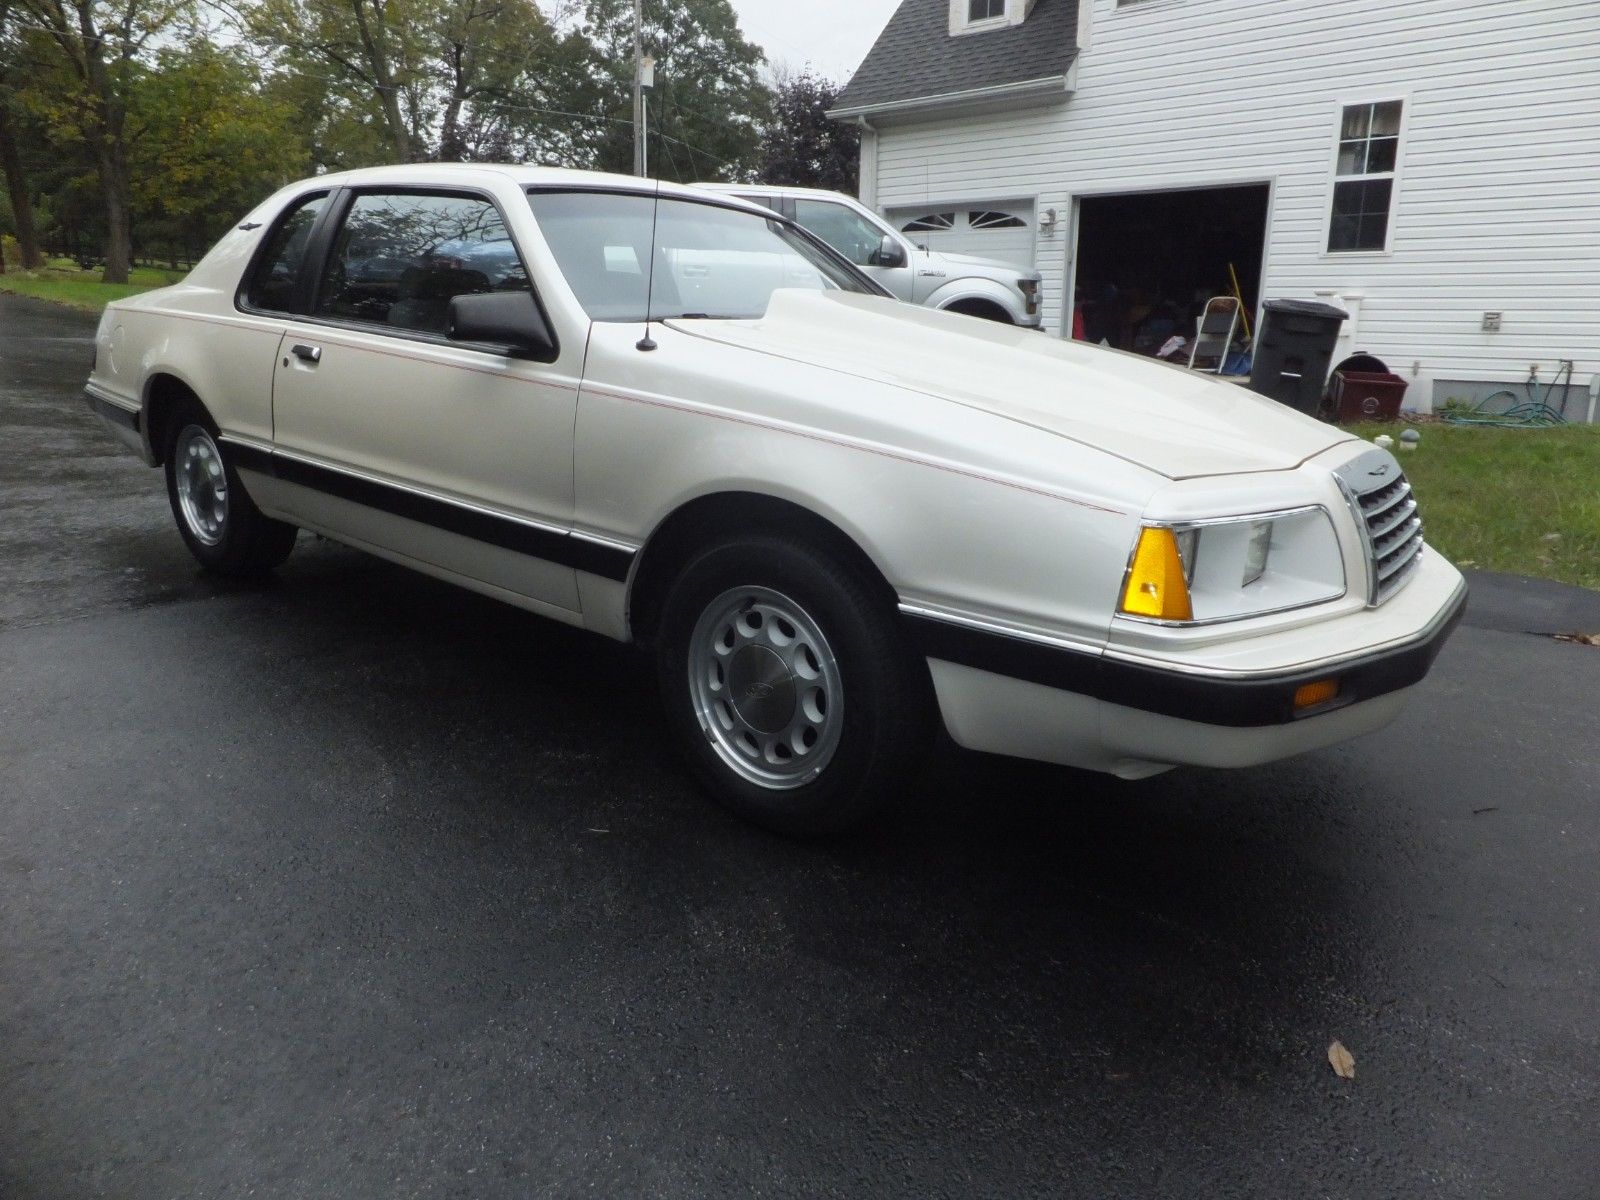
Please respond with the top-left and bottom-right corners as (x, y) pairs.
(526, 190), (875, 322)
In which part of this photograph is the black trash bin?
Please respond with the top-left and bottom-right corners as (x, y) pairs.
(1247, 299), (1349, 415)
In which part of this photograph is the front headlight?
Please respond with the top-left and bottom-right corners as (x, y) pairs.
(1119, 507), (1346, 624)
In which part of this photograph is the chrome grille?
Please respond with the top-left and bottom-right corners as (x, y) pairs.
(1340, 452), (1424, 605)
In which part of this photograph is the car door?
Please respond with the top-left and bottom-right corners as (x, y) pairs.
(788, 197), (915, 302)
(270, 186), (583, 613)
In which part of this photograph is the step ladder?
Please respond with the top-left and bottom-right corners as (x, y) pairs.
(1188, 297), (1240, 374)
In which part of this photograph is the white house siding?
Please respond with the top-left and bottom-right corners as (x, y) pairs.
(864, 0), (1600, 404)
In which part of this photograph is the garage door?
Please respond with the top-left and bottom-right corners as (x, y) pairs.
(884, 201), (1038, 271)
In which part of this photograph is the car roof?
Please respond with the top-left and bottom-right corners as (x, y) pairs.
(303, 164), (776, 214)
(692, 182), (863, 204)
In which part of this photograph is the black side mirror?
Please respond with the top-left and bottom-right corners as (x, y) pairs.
(447, 292), (556, 361)
(874, 234), (907, 269)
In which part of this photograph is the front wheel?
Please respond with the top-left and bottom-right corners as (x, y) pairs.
(655, 535), (931, 836)
(163, 401), (298, 576)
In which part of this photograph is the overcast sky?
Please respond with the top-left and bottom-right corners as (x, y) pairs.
(727, 0), (902, 82)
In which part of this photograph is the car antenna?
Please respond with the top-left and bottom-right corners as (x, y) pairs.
(636, 181), (661, 352)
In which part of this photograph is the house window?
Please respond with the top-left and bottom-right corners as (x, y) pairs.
(969, 210), (1026, 229)
(1329, 100), (1402, 252)
(950, 0), (1012, 33)
(901, 213), (955, 233)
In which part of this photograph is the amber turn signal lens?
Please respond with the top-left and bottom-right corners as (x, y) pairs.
(1293, 679), (1340, 710)
(1119, 527), (1194, 621)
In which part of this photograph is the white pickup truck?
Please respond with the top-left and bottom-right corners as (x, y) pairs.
(695, 183), (1043, 328)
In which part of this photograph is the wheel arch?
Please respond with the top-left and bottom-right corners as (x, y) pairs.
(941, 297), (1014, 324)
(926, 277), (1022, 324)
(142, 371), (206, 466)
(627, 490), (900, 646)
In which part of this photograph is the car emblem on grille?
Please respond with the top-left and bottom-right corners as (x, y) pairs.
(1367, 466), (1390, 477)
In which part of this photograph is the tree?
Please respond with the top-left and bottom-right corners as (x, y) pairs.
(127, 41), (309, 264)
(0, 112), (43, 270)
(261, 49), (397, 172)
(247, 0), (423, 162)
(559, 0), (771, 184)
(12, 0), (188, 282)
(431, 0), (552, 161)
(245, 0), (558, 165)
(0, 0), (46, 268)
(756, 67), (858, 194)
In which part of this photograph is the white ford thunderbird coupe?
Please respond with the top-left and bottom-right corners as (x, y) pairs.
(84, 165), (1466, 834)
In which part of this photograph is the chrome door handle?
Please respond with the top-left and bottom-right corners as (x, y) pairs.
(291, 343), (322, 363)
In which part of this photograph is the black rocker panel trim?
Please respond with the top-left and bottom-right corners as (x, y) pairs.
(905, 585), (1466, 728)
(84, 389), (140, 432)
(219, 438), (635, 582)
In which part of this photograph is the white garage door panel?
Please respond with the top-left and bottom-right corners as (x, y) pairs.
(886, 202), (1038, 272)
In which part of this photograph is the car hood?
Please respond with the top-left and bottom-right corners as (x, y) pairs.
(668, 291), (1356, 481)
(925, 249), (1039, 279)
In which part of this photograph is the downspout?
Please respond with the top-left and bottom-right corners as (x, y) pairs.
(854, 116), (880, 207)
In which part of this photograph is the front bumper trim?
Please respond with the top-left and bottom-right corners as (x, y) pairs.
(902, 581), (1467, 729)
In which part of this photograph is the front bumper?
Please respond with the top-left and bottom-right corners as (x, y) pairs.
(907, 552), (1467, 776)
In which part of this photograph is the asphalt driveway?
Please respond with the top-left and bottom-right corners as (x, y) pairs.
(2, 293), (1598, 1198)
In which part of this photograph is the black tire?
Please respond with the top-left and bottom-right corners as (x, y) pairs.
(162, 399), (297, 576)
(946, 301), (1015, 325)
(655, 534), (931, 836)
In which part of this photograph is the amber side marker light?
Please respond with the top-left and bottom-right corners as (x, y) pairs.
(1293, 679), (1341, 711)
(1120, 527), (1194, 621)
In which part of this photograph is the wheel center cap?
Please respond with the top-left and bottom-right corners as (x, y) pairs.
(727, 645), (796, 734)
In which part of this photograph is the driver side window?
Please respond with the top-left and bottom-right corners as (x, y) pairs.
(791, 199), (891, 268)
(314, 192), (528, 336)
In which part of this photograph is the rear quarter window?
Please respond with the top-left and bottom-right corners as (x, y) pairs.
(242, 192), (329, 312)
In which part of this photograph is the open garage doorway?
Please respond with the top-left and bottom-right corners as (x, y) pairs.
(1070, 183), (1270, 360)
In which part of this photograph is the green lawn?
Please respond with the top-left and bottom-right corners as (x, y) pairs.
(1341, 421), (1600, 590)
(0, 261), (186, 311)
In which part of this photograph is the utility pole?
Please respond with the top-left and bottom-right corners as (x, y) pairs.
(640, 55), (655, 178)
(632, 0), (645, 176)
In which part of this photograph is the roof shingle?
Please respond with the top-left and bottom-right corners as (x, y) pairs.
(832, 0), (1079, 116)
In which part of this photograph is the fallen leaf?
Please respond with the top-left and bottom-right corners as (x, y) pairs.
(1456, 559), (1477, 567)
(1328, 1040), (1356, 1079)
(1542, 532), (1562, 542)
(1554, 632), (1600, 647)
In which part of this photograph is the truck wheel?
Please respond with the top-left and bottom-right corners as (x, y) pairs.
(163, 401), (297, 576)
(945, 299), (1015, 324)
(655, 534), (931, 836)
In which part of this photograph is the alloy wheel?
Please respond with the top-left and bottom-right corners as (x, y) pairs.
(687, 585), (845, 789)
(173, 424), (229, 546)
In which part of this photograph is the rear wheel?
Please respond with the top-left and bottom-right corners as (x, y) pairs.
(163, 401), (297, 575)
(656, 535), (930, 836)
